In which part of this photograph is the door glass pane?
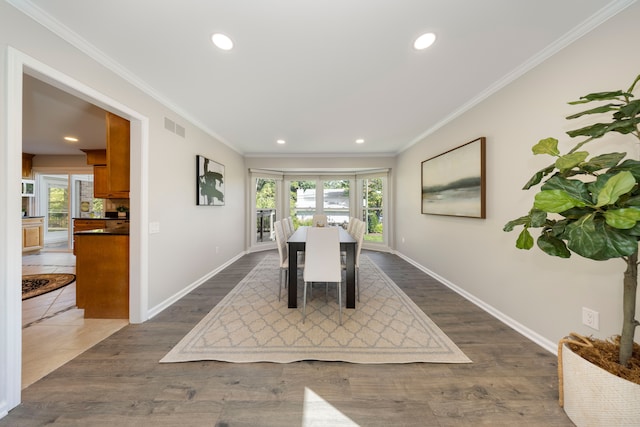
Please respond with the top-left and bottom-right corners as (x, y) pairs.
(290, 180), (316, 227)
(323, 179), (349, 227)
(43, 175), (69, 249)
(256, 178), (276, 242)
(362, 178), (383, 243)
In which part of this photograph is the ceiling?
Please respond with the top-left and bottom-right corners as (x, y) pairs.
(16, 0), (629, 156)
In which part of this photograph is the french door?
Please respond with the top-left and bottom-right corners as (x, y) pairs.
(37, 174), (103, 250)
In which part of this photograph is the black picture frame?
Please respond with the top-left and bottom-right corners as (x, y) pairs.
(421, 137), (486, 218)
(196, 155), (225, 206)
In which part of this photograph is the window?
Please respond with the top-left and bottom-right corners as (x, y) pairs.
(323, 180), (350, 227)
(249, 170), (389, 251)
(362, 177), (383, 243)
(290, 180), (316, 227)
(256, 178), (277, 242)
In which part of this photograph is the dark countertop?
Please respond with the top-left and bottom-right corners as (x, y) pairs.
(74, 226), (129, 236)
(73, 217), (128, 221)
(22, 216), (44, 219)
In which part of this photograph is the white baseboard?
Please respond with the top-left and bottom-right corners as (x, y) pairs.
(394, 251), (557, 355)
(146, 251), (246, 319)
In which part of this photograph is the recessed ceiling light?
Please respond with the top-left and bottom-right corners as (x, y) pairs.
(64, 136), (79, 142)
(355, 139), (365, 144)
(277, 139), (286, 145)
(211, 33), (234, 51)
(413, 32), (436, 50)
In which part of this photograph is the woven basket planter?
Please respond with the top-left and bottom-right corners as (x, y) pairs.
(560, 341), (640, 426)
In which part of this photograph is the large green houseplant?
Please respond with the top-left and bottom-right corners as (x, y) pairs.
(504, 73), (640, 370)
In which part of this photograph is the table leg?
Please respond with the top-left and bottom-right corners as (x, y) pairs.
(345, 244), (356, 308)
(288, 244), (299, 308)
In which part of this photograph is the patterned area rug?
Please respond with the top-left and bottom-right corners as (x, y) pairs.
(160, 255), (471, 364)
(22, 273), (76, 300)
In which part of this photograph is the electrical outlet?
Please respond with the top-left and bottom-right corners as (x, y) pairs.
(582, 307), (599, 330)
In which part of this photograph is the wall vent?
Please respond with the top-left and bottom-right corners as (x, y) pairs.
(164, 117), (185, 138)
(164, 117), (175, 132)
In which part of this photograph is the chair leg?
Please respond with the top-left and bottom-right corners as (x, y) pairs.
(278, 268), (283, 301)
(302, 281), (308, 323)
(356, 266), (359, 302)
(337, 281), (342, 325)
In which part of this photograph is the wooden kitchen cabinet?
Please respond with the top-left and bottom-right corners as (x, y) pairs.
(22, 153), (34, 178)
(72, 219), (106, 254)
(85, 112), (130, 199)
(82, 149), (107, 165)
(105, 112), (130, 196)
(22, 217), (44, 253)
(92, 164), (129, 198)
(75, 233), (129, 319)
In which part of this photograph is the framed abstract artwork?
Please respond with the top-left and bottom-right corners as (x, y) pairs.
(421, 137), (486, 218)
(196, 155), (225, 206)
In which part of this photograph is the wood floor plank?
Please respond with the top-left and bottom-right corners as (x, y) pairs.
(1, 250), (573, 426)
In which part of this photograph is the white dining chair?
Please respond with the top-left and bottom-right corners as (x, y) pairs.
(312, 214), (328, 227)
(274, 220), (303, 301)
(282, 216), (293, 239)
(302, 227), (343, 324)
(286, 216), (295, 235)
(347, 217), (358, 236)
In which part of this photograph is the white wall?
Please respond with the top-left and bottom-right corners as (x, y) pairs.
(395, 3), (640, 352)
(0, 1), (246, 414)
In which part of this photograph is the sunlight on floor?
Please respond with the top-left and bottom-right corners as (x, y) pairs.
(303, 387), (359, 426)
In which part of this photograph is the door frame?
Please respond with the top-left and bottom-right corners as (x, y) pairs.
(2, 47), (149, 411)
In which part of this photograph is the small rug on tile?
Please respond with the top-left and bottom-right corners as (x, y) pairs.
(22, 273), (76, 300)
(160, 255), (471, 364)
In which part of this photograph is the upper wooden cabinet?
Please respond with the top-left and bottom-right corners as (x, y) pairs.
(82, 149), (107, 165)
(87, 112), (130, 199)
(106, 112), (130, 194)
(22, 153), (34, 178)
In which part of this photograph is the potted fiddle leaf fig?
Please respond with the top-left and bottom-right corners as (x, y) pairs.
(504, 73), (640, 425)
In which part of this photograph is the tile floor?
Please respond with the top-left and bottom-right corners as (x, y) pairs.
(21, 250), (128, 388)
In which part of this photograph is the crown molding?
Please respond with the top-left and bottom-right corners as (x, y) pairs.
(401, 0), (638, 153)
(6, 0), (243, 155)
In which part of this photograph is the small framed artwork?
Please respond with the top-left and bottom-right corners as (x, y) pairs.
(421, 137), (486, 218)
(196, 155), (225, 206)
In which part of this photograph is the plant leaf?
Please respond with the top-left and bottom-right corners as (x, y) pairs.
(522, 165), (556, 190)
(568, 90), (628, 104)
(555, 151), (589, 172)
(516, 228), (534, 249)
(603, 208), (640, 229)
(537, 232), (571, 258)
(613, 99), (640, 120)
(565, 214), (638, 260)
(534, 190), (586, 213)
(595, 171), (635, 207)
(624, 195), (640, 207)
(580, 152), (626, 173)
(503, 215), (530, 232)
(532, 138), (560, 156)
(610, 159), (640, 181)
(529, 209), (548, 227)
(566, 122), (611, 139)
(541, 176), (592, 205)
(565, 103), (622, 119)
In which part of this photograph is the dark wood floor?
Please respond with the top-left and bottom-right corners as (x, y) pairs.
(1, 250), (572, 426)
